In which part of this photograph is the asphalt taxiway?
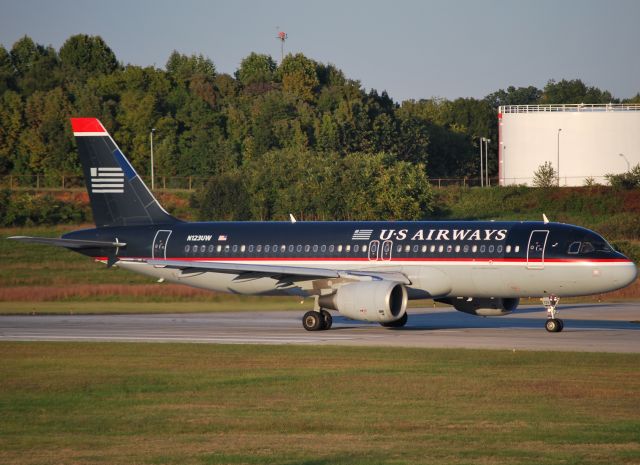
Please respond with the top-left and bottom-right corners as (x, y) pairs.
(1, 303), (639, 353)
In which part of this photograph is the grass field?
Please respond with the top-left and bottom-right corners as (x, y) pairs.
(0, 343), (638, 465)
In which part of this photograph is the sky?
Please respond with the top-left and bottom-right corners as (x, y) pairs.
(1, 0), (639, 102)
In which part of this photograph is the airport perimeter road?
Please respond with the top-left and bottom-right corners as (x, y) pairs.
(1, 303), (639, 353)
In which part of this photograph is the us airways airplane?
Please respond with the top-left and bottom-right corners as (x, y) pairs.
(10, 118), (637, 333)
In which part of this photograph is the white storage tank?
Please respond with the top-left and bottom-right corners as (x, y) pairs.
(498, 104), (640, 186)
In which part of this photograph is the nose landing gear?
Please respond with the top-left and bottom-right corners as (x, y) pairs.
(542, 295), (564, 333)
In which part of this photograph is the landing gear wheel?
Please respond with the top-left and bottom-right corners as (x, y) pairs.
(320, 310), (333, 330)
(380, 312), (408, 328)
(545, 318), (562, 333)
(557, 318), (564, 332)
(302, 311), (323, 331)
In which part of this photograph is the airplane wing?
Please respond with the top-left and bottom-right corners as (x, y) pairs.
(145, 259), (411, 284)
(8, 236), (126, 249)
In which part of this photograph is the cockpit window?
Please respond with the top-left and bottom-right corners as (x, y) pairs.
(567, 237), (613, 255)
(568, 241), (580, 254)
(580, 242), (595, 254)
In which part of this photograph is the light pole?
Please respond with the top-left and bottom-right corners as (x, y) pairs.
(619, 153), (630, 171)
(484, 138), (491, 187)
(150, 128), (156, 190)
(556, 128), (562, 186)
(479, 137), (484, 187)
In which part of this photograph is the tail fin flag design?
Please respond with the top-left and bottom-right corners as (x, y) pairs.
(71, 118), (179, 227)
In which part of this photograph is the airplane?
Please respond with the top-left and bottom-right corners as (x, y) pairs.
(9, 118), (637, 333)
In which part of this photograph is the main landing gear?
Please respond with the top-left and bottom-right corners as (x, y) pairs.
(542, 295), (564, 333)
(302, 309), (332, 331)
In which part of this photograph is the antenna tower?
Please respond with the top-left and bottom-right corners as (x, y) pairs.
(276, 28), (287, 62)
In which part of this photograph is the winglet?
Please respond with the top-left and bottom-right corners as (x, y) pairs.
(289, 213), (297, 223)
(543, 213), (549, 224)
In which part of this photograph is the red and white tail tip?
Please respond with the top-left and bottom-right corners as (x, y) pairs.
(71, 118), (108, 137)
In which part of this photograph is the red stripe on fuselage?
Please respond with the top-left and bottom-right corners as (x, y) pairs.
(95, 256), (632, 264)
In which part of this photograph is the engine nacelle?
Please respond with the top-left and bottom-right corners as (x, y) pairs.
(318, 281), (408, 323)
(442, 297), (520, 316)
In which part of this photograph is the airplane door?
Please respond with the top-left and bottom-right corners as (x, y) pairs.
(368, 240), (380, 261)
(527, 230), (548, 270)
(152, 230), (172, 259)
(381, 240), (393, 261)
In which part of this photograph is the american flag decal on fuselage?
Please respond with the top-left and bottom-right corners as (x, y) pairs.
(351, 229), (373, 240)
(90, 167), (124, 193)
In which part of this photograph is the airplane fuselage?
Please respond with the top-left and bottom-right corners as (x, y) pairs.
(64, 220), (636, 300)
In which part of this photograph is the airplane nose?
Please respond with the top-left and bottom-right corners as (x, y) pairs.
(616, 261), (638, 289)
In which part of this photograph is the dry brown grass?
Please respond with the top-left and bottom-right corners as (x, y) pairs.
(0, 283), (214, 301)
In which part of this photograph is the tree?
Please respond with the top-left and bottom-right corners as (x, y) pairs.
(236, 52), (277, 87)
(279, 53), (319, 102)
(605, 164), (640, 189)
(59, 34), (119, 82)
(532, 161), (557, 188)
(485, 85), (541, 108)
(166, 51), (216, 85)
(541, 79), (615, 104)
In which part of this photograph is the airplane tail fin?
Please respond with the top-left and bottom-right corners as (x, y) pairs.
(71, 118), (179, 228)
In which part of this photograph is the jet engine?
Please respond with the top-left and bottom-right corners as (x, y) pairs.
(438, 297), (520, 316)
(318, 281), (408, 323)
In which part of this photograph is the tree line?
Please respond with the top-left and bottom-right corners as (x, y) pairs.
(1, 34), (637, 220)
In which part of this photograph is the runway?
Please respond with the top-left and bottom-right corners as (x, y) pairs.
(1, 303), (639, 353)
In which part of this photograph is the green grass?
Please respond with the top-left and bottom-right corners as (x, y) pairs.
(0, 343), (638, 464)
(0, 299), (306, 315)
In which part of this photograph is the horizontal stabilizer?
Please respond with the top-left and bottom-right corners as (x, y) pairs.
(8, 236), (126, 249)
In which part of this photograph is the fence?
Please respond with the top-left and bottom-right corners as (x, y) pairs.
(0, 174), (613, 192)
(0, 174), (210, 191)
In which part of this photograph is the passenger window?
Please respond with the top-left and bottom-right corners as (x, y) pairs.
(505, 245), (511, 253)
(489, 245), (494, 253)
(337, 245), (343, 252)
(463, 245), (469, 253)
(305, 245), (311, 252)
(346, 245), (351, 252)
(249, 245), (254, 253)
(217, 245), (222, 253)
(413, 245), (419, 252)
(472, 245), (478, 253)
(405, 245), (411, 252)
(353, 245), (359, 253)
(240, 245), (246, 253)
(421, 245), (427, 253)
(288, 245), (294, 253)
(281, 245), (286, 253)
(321, 245), (327, 252)
(208, 245), (214, 253)
(454, 245), (460, 253)
(446, 245), (452, 253)
(264, 245), (269, 253)
(232, 245), (238, 253)
(438, 245), (444, 253)
(184, 245), (190, 253)
(568, 241), (581, 254)
(430, 245), (436, 253)
(515, 246), (520, 253)
(497, 245), (503, 253)
(329, 245), (335, 253)
(480, 245), (486, 253)
(224, 245), (230, 253)
(296, 245), (302, 253)
(362, 245), (367, 253)
(397, 245), (402, 253)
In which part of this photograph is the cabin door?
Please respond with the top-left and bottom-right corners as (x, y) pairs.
(152, 230), (172, 259)
(526, 230), (549, 270)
